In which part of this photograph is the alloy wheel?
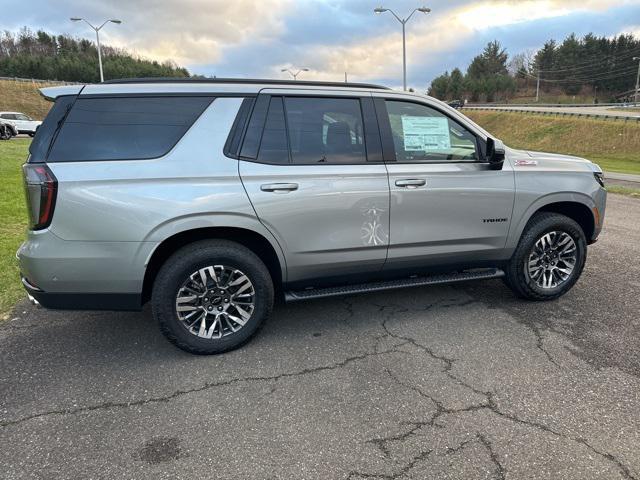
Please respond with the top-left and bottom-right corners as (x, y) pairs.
(526, 231), (578, 289)
(175, 265), (255, 339)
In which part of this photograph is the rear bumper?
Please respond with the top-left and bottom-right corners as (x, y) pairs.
(21, 276), (141, 311)
(17, 229), (156, 311)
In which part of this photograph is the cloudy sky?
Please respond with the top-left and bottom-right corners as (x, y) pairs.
(3, 0), (640, 88)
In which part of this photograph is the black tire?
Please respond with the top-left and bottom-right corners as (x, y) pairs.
(151, 240), (274, 354)
(28, 132), (35, 138)
(504, 212), (587, 301)
(0, 125), (9, 140)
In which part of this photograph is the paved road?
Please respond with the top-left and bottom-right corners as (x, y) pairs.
(606, 172), (640, 189)
(466, 105), (640, 119)
(1, 194), (639, 480)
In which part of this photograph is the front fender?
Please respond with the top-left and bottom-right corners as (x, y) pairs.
(506, 191), (597, 250)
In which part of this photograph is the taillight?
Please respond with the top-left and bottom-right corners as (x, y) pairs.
(23, 164), (57, 230)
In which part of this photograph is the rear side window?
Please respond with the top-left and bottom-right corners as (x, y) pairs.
(285, 97), (366, 164)
(257, 97), (289, 164)
(47, 96), (213, 162)
(28, 95), (77, 164)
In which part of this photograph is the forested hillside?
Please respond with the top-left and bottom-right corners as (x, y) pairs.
(0, 28), (190, 82)
(428, 33), (640, 103)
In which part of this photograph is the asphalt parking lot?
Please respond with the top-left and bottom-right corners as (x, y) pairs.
(1, 194), (639, 480)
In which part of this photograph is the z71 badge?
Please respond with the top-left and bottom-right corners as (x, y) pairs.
(515, 159), (538, 166)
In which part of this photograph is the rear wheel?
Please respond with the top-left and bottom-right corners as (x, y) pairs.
(504, 212), (587, 300)
(152, 240), (274, 354)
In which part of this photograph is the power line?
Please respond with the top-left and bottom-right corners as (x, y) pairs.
(523, 66), (639, 84)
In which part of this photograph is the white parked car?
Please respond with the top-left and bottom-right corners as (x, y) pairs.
(0, 112), (42, 136)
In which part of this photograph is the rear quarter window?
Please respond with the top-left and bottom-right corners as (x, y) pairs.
(47, 96), (213, 162)
(28, 95), (77, 164)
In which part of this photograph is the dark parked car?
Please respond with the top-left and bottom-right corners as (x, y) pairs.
(447, 100), (463, 109)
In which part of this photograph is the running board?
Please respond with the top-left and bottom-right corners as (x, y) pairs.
(284, 268), (505, 302)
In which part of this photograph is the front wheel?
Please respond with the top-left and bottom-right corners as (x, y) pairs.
(504, 212), (587, 301)
(151, 240), (274, 354)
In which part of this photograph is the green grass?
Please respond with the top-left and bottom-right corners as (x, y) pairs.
(0, 139), (29, 318)
(464, 111), (640, 175)
(606, 184), (640, 197)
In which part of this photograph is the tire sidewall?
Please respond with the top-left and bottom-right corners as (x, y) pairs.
(152, 241), (273, 354)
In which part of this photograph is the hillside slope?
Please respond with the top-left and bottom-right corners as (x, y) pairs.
(464, 110), (640, 175)
(0, 79), (56, 119)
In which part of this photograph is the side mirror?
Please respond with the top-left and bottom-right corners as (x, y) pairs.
(485, 137), (505, 170)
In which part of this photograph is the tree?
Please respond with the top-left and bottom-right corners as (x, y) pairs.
(449, 68), (464, 99)
(428, 71), (450, 99)
(0, 28), (191, 82)
(467, 40), (509, 80)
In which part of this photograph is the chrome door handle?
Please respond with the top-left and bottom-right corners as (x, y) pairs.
(260, 183), (299, 193)
(395, 178), (426, 188)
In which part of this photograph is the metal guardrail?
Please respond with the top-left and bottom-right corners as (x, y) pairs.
(461, 106), (640, 122)
(0, 76), (83, 85)
(466, 102), (638, 108)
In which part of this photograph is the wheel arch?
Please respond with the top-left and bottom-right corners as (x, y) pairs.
(508, 193), (598, 249)
(142, 226), (286, 304)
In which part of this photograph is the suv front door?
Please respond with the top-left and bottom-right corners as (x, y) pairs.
(238, 92), (390, 284)
(374, 96), (515, 271)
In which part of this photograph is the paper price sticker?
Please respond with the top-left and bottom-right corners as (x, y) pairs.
(401, 116), (451, 152)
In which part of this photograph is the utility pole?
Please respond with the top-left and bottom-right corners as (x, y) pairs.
(536, 70), (540, 103)
(70, 18), (122, 82)
(345, 72), (348, 83)
(374, 6), (431, 91)
(634, 57), (640, 105)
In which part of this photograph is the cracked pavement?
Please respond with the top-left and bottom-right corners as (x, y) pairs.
(1, 194), (639, 480)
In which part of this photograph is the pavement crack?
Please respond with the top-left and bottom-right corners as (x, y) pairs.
(374, 304), (636, 480)
(483, 393), (637, 480)
(367, 367), (489, 457)
(378, 304), (489, 398)
(444, 437), (475, 455)
(345, 448), (433, 479)
(0, 345), (402, 429)
(477, 433), (506, 480)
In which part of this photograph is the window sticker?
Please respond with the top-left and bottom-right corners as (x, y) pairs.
(401, 116), (451, 152)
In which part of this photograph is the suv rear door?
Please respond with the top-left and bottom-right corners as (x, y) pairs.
(373, 94), (515, 270)
(236, 90), (389, 284)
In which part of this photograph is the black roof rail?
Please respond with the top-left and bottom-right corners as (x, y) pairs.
(102, 77), (391, 90)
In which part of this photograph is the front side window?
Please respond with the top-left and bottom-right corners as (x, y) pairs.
(385, 100), (478, 163)
(284, 97), (366, 164)
(48, 96), (212, 162)
(16, 114), (32, 121)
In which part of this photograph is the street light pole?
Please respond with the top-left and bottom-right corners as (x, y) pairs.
(634, 57), (640, 105)
(70, 18), (122, 82)
(281, 68), (309, 81)
(374, 6), (431, 91)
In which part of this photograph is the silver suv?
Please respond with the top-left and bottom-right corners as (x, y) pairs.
(18, 79), (606, 354)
